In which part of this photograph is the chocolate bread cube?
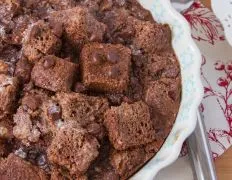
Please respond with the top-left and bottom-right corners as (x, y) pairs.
(0, 118), (13, 140)
(22, 20), (62, 63)
(31, 55), (78, 92)
(89, 160), (120, 180)
(9, 15), (37, 45)
(55, 92), (108, 139)
(13, 89), (51, 145)
(0, 0), (21, 24)
(133, 21), (172, 53)
(14, 57), (33, 83)
(144, 80), (180, 118)
(51, 167), (88, 180)
(104, 101), (156, 150)
(110, 148), (147, 179)
(47, 122), (100, 175)
(146, 53), (180, 80)
(102, 9), (135, 44)
(48, 0), (77, 11)
(81, 43), (131, 93)
(0, 74), (19, 118)
(0, 60), (10, 74)
(49, 7), (106, 48)
(0, 154), (47, 180)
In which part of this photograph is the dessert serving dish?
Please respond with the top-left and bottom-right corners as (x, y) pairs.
(0, 0), (203, 180)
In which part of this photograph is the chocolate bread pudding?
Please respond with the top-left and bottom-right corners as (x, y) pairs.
(0, 0), (181, 179)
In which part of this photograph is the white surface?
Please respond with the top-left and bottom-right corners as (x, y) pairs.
(131, 0), (203, 179)
(156, 156), (194, 180)
(212, 0), (232, 46)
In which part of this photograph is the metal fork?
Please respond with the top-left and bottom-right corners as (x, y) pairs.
(170, 0), (217, 180)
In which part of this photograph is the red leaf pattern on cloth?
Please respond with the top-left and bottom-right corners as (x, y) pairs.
(183, 1), (225, 45)
(201, 58), (232, 158)
(180, 0), (232, 158)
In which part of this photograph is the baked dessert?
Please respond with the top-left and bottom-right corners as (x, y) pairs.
(0, 0), (181, 179)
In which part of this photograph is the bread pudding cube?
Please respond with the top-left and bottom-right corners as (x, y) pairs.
(22, 20), (62, 63)
(13, 89), (51, 145)
(81, 43), (131, 93)
(133, 21), (172, 53)
(49, 7), (106, 48)
(104, 101), (156, 150)
(14, 57), (33, 83)
(0, 154), (47, 180)
(55, 92), (108, 139)
(110, 148), (147, 179)
(144, 80), (180, 118)
(31, 55), (78, 92)
(0, 74), (19, 117)
(0, 60), (10, 74)
(47, 122), (100, 175)
(0, 0), (21, 23)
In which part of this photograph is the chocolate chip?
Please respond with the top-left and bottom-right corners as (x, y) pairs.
(27, 149), (40, 163)
(107, 50), (119, 64)
(107, 67), (120, 78)
(36, 154), (47, 166)
(92, 52), (103, 64)
(43, 58), (55, 69)
(47, 103), (62, 121)
(74, 82), (86, 93)
(107, 93), (123, 105)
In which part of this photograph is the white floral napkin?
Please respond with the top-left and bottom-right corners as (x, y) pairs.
(182, 1), (232, 158)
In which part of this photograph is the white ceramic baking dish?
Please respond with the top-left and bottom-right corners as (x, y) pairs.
(131, 0), (204, 179)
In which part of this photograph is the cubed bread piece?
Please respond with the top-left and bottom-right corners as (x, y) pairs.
(144, 138), (164, 154)
(104, 101), (156, 150)
(0, 60), (10, 74)
(133, 20), (172, 53)
(50, 167), (87, 180)
(49, 7), (106, 48)
(144, 80), (180, 119)
(22, 20), (62, 63)
(8, 15), (37, 45)
(0, 0), (21, 24)
(54, 92), (108, 139)
(0, 74), (19, 118)
(13, 89), (51, 145)
(48, 0), (77, 10)
(14, 57), (33, 83)
(47, 122), (100, 175)
(0, 154), (47, 180)
(31, 55), (78, 92)
(110, 148), (147, 179)
(81, 43), (131, 93)
(0, 140), (7, 157)
(89, 161), (119, 180)
(102, 9), (135, 44)
(0, 118), (13, 140)
(140, 53), (180, 86)
(55, 92), (108, 125)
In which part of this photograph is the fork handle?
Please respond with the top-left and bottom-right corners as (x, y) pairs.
(187, 111), (217, 180)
